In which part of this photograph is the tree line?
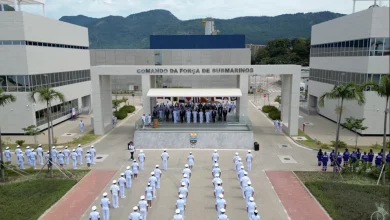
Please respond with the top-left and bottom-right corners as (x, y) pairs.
(251, 38), (311, 66)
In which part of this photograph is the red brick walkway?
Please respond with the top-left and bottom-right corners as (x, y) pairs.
(41, 170), (117, 220)
(266, 171), (330, 220)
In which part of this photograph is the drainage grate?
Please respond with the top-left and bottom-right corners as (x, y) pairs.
(283, 157), (291, 160)
(94, 154), (109, 162)
(277, 155), (297, 163)
(278, 144), (292, 148)
(281, 145), (288, 148)
(96, 157), (103, 159)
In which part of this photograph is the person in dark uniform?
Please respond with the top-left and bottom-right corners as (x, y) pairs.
(356, 148), (361, 159)
(212, 109), (217, 123)
(336, 152), (342, 172)
(217, 105), (223, 121)
(180, 108), (185, 123)
(343, 149), (350, 167)
(368, 149), (374, 163)
(317, 149), (323, 166)
(222, 107), (228, 122)
(165, 108), (170, 122)
(362, 152), (368, 162)
(322, 152), (329, 171)
(329, 150), (335, 166)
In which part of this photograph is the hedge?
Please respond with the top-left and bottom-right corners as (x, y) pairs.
(269, 110), (281, 120)
(262, 105), (278, 113)
(114, 110), (127, 120)
(119, 105), (136, 113)
(305, 181), (390, 220)
(0, 179), (77, 220)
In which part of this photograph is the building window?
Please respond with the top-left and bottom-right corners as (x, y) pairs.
(35, 98), (79, 126)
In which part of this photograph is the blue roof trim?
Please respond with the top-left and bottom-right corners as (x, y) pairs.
(150, 35), (245, 49)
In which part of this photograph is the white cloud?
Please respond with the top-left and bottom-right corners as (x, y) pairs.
(17, 0), (387, 20)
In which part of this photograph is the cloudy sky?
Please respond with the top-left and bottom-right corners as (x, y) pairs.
(20, 0), (386, 19)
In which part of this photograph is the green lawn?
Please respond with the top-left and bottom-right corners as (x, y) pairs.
(295, 171), (390, 220)
(0, 168), (89, 220)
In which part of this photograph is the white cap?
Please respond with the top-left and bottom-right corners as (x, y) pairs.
(6, 147), (9, 150)
(140, 150), (143, 152)
(175, 209), (180, 214)
(254, 210), (258, 213)
(140, 195), (145, 200)
(219, 194), (224, 198)
(238, 158), (241, 161)
(181, 182), (185, 186)
(72, 149), (76, 152)
(244, 172), (248, 175)
(217, 181), (221, 184)
(151, 172), (155, 175)
(120, 173), (124, 176)
(220, 208), (226, 213)
(133, 206), (138, 211)
(185, 164), (189, 168)
(214, 149), (217, 152)
(126, 166), (130, 169)
(38, 144), (42, 147)
(249, 197), (254, 201)
(189, 152), (192, 154)
(31, 148), (34, 151)
(16, 145), (20, 148)
(91, 146), (94, 148)
(156, 165), (159, 167)
(147, 183), (150, 186)
(26, 146), (30, 149)
(215, 173), (220, 177)
(103, 192), (108, 197)
(235, 152), (238, 155)
(241, 166), (244, 169)
(112, 180), (117, 184)
(78, 144), (81, 147)
(92, 206), (97, 211)
(179, 194), (183, 198)
(52, 146), (55, 149)
(248, 181), (252, 185)
(183, 174), (187, 178)
(65, 146), (68, 149)
(164, 149), (166, 151)
(215, 163), (219, 167)
(248, 150), (251, 153)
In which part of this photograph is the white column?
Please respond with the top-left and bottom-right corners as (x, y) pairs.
(287, 71), (301, 136)
(1, 4), (4, 11)
(14, 0), (17, 10)
(238, 74), (249, 121)
(352, 0), (356, 13)
(91, 74), (112, 135)
(42, 4), (46, 16)
(142, 75), (151, 115)
(150, 75), (157, 111)
(281, 75), (291, 122)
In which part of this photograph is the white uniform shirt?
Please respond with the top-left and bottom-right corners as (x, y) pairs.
(182, 168), (191, 177)
(110, 184), (120, 195)
(154, 169), (162, 178)
(71, 152), (77, 159)
(247, 201), (257, 213)
(125, 170), (133, 179)
(118, 177), (126, 186)
(251, 214), (261, 220)
(161, 152), (169, 161)
(138, 153), (145, 162)
(212, 153), (219, 161)
(173, 214), (184, 220)
(218, 214), (229, 220)
(241, 176), (251, 187)
(216, 198), (226, 209)
(178, 187), (188, 198)
(180, 178), (190, 188)
(76, 147), (83, 156)
(149, 176), (157, 186)
(212, 177), (223, 187)
(246, 154), (253, 162)
(89, 211), (100, 220)
(141, 115), (146, 123)
(129, 212), (141, 220)
(176, 199), (185, 210)
(214, 186), (224, 197)
(100, 198), (110, 209)
(138, 200), (148, 211)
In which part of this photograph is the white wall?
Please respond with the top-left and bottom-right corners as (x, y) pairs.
(311, 7), (389, 44)
(0, 46), (28, 75)
(0, 12), (25, 40)
(0, 93), (35, 133)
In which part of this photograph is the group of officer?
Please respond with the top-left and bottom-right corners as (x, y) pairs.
(93, 150), (171, 220)
(172, 158), (194, 220)
(3, 144), (96, 170)
(152, 101), (236, 124)
(317, 148), (390, 171)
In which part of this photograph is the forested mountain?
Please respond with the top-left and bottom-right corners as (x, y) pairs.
(60, 9), (344, 49)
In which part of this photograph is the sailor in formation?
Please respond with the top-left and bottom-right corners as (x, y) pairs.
(125, 166), (133, 188)
(138, 196), (148, 220)
(76, 144), (83, 165)
(100, 193), (110, 220)
(182, 164), (192, 179)
(199, 110), (204, 123)
(58, 151), (65, 168)
(25, 146), (31, 165)
(244, 181), (255, 204)
(36, 144), (43, 165)
(149, 172), (158, 198)
(214, 181), (224, 200)
(138, 150), (146, 171)
(161, 149), (169, 170)
(132, 160), (139, 179)
(233, 152), (240, 170)
(129, 206), (141, 220)
(63, 146), (70, 165)
(110, 180), (120, 208)
(186, 109), (191, 123)
(205, 110), (210, 123)
(246, 197), (257, 220)
(173, 209), (184, 220)
(212, 173), (223, 188)
(246, 150), (253, 171)
(154, 165), (162, 188)
(218, 208), (229, 220)
(187, 152), (195, 169)
(212, 149), (219, 162)
(51, 146), (57, 164)
(30, 149), (37, 169)
(216, 194), (227, 216)
(240, 172), (251, 199)
(71, 149), (77, 169)
(89, 206), (100, 220)
(118, 173), (126, 198)
(90, 146), (96, 164)
(4, 147), (11, 162)
(192, 109), (198, 123)
(176, 194), (186, 216)
(181, 174), (190, 188)
(178, 182), (188, 202)
(17, 151), (24, 169)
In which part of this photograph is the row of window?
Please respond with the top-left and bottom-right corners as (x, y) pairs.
(0, 70), (91, 92)
(36, 99), (79, 126)
(0, 40), (89, 50)
(309, 69), (386, 85)
(310, 38), (390, 57)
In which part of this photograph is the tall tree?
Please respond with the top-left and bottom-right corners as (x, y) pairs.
(319, 82), (365, 176)
(29, 87), (65, 177)
(363, 75), (390, 184)
(342, 117), (368, 150)
(0, 89), (16, 182)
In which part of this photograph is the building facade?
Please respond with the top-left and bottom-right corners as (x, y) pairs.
(308, 7), (390, 135)
(0, 11), (91, 134)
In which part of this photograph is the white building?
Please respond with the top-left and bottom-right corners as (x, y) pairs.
(308, 7), (390, 135)
(0, 11), (91, 134)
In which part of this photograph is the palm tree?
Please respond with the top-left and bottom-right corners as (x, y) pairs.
(29, 87), (65, 177)
(319, 82), (365, 176)
(0, 89), (16, 182)
(363, 75), (390, 184)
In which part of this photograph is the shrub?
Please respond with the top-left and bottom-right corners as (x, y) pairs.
(114, 110), (127, 120)
(15, 140), (25, 146)
(268, 110), (281, 120)
(119, 105), (136, 113)
(274, 96), (281, 104)
(321, 143), (330, 149)
(330, 140), (347, 149)
(262, 105), (278, 113)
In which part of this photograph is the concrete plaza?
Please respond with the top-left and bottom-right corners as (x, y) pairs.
(39, 101), (321, 220)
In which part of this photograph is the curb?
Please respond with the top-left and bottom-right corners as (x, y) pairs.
(292, 171), (333, 220)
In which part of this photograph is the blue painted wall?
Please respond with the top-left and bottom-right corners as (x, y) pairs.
(150, 35), (245, 49)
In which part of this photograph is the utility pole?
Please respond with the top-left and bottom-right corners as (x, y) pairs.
(254, 75), (257, 104)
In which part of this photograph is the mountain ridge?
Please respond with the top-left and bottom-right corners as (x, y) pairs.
(59, 9), (344, 49)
